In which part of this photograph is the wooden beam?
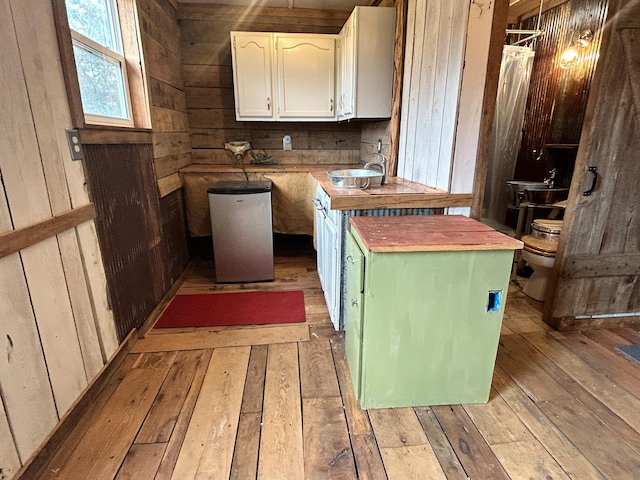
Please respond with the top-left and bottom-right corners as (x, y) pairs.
(157, 172), (183, 198)
(507, 0), (568, 24)
(388, 0), (407, 177)
(561, 254), (640, 278)
(0, 204), (95, 259)
(79, 128), (152, 145)
(470, 0), (510, 219)
(50, 0), (84, 128)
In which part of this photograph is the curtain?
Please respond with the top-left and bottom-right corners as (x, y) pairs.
(483, 45), (535, 223)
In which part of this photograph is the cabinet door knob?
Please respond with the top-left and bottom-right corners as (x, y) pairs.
(267, 97), (271, 111)
(351, 299), (358, 307)
(346, 255), (354, 264)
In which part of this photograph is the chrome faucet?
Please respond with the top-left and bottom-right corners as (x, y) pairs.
(364, 153), (388, 184)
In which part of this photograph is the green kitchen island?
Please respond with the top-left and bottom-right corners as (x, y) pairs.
(344, 215), (523, 409)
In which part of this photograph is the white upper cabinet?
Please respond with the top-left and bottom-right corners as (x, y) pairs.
(276, 35), (336, 120)
(338, 14), (355, 120)
(337, 6), (396, 120)
(230, 32), (336, 122)
(231, 32), (275, 121)
(230, 6), (395, 123)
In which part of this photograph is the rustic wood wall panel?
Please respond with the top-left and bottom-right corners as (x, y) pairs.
(0, 0), (119, 470)
(398, 0), (467, 189)
(450, 0), (503, 199)
(397, 0), (499, 205)
(544, 0), (640, 327)
(138, 0), (194, 192)
(514, 0), (608, 183)
(178, 3), (361, 166)
(160, 189), (191, 281)
(83, 144), (173, 341)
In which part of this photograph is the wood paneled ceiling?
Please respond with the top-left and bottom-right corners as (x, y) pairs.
(508, 0), (569, 23)
(176, 0), (371, 11)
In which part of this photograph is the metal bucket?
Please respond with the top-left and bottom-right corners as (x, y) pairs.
(531, 219), (563, 242)
(506, 181), (550, 207)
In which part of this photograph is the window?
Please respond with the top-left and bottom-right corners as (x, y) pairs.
(65, 0), (133, 126)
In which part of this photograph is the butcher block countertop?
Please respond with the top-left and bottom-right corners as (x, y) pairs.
(310, 171), (472, 210)
(179, 165), (472, 211)
(349, 215), (524, 253)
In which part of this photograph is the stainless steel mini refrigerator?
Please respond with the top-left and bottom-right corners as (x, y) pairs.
(207, 181), (274, 282)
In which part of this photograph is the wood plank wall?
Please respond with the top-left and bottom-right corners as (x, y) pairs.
(137, 0), (191, 296)
(0, 0), (120, 474)
(513, 0), (608, 183)
(138, 0), (194, 195)
(397, 0), (470, 190)
(396, 0), (499, 211)
(177, 3), (361, 166)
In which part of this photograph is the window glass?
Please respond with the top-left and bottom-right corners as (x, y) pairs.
(65, 0), (131, 124)
(65, 0), (121, 53)
(73, 41), (128, 119)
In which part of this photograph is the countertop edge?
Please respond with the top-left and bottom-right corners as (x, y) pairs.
(179, 164), (474, 211)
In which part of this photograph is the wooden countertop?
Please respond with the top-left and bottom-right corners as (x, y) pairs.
(179, 164), (473, 211)
(350, 215), (524, 253)
(180, 164), (345, 174)
(310, 172), (473, 210)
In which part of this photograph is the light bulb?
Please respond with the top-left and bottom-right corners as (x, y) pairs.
(559, 45), (580, 69)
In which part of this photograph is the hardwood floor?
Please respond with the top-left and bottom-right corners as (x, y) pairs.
(26, 237), (640, 479)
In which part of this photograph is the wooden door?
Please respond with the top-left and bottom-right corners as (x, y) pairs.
(544, 0), (640, 329)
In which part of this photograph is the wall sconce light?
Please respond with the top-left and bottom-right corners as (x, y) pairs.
(559, 29), (593, 69)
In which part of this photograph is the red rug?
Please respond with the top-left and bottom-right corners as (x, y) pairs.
(153, 290), (306, 328)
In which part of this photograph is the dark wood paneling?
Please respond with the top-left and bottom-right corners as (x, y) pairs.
(83, 143), (172, 341)
(514, 0), (608, 183)
(159, 189), (190, 282)
(178, 3), (360, 163)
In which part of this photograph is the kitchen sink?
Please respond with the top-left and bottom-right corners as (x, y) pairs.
(327, 169), (383, 189)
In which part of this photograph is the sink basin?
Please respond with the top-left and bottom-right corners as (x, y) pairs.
(327, 169), (383, 189)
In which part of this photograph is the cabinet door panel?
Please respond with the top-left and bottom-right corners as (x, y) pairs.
(338, 15), (355, 120)
(325, 215), (340, 329)
(231, 32), (274, 119)
(344, 232), (364, 398)
(276, 36), (336, 119)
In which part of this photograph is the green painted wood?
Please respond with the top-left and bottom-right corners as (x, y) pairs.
(346, 228), (515, 409)
(344, 232), (364, 399)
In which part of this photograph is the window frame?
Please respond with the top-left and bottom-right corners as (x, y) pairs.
(52, 0), (151, 130)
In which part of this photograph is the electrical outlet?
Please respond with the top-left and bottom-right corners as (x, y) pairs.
(486, 290), (503, 313)
(65, 129), (85, 161)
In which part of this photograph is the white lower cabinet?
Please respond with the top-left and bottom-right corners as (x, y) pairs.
(313, 184), (342, 330)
